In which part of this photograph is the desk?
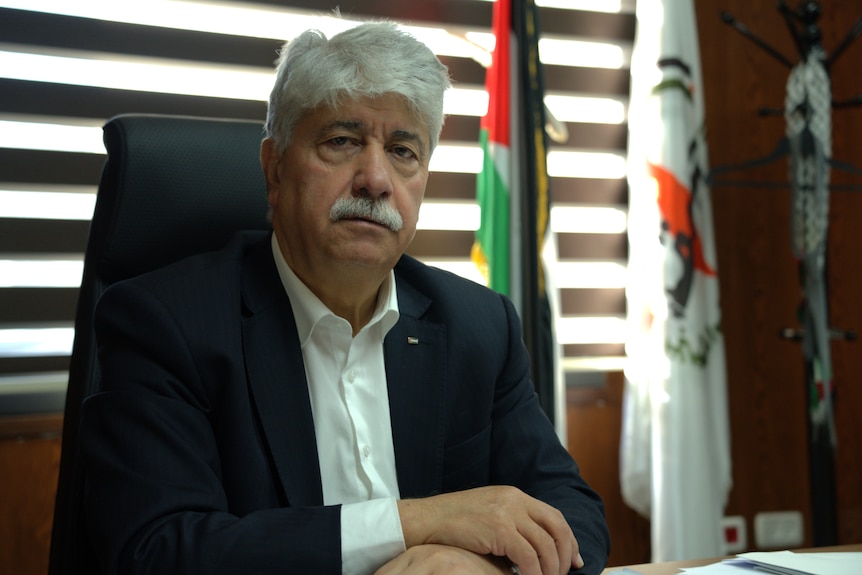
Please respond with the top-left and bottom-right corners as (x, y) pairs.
(600, 543), (862, 574)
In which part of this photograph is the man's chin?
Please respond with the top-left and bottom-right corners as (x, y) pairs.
(329, 244), (400, 270)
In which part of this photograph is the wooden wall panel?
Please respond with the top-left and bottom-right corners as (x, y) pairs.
(819, 2), (862, 544)
(828, 183), (862, 543)
(695, 0), (862, 549)
(0, 415), (63, 575)
(567, 372), (651, 567)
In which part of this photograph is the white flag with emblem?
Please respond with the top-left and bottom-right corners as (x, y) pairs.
(621, 0), (732, 562)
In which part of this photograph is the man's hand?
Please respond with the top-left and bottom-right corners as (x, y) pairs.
(397, 485), (583, 575)
(374, 544), (510, 575)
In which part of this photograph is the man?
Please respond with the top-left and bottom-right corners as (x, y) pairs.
(80, 21), (610, 575)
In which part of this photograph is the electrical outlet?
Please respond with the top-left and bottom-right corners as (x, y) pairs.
(754, 511), (804, 549)
(721, 515), (748, 553)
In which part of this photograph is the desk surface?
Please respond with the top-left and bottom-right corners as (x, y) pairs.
(600, 543), (862, 574)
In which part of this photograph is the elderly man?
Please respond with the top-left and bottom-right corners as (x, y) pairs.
(80, 21), (610, 575)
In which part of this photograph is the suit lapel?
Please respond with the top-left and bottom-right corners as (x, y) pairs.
(241, 237), (323, 507)
(386, 277), (447, 498)
(239, 242), (449, 504)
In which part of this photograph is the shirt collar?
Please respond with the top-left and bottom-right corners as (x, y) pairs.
(270, 233), (400, 347)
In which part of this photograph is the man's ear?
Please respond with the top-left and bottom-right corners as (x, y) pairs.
(260, 138), (281, 201)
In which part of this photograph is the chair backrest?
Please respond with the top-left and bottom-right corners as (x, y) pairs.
(48, 114), (270, 575)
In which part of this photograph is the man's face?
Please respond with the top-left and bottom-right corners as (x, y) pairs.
(263, 93), (430, 280)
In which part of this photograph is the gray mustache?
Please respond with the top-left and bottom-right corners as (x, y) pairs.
(329, 196), (404, 232)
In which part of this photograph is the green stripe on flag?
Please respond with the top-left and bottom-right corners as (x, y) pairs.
(472, 128), (510, 295)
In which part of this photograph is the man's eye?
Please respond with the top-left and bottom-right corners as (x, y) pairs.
(329, 136), (350, 146)
(391, 145), (416, 159)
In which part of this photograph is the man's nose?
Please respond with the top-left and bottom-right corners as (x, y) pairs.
(353, 145), (392, 198)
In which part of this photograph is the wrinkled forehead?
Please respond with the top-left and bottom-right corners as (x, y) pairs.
(306, 93), (431, 145)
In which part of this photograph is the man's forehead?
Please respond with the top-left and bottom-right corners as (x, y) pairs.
(311, 95), (425, 130)
(302, 100), (429, 153)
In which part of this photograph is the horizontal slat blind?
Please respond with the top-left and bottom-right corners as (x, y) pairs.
(0, 0), (634, 409)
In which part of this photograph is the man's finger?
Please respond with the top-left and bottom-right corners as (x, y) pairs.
(552, 534), (574, 575)
(519, 522), (560, 575)
(521, 503), (579, 575)
(501, 533), (543, 575)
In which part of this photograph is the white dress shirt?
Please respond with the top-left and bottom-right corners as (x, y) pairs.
(271, 235), (406, 574)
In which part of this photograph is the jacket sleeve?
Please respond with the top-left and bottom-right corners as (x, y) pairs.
(488, 294), (611, 575)
(79, 279), (342, 575)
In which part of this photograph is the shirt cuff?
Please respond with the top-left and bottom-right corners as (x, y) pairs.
(340, 497), (406, 575)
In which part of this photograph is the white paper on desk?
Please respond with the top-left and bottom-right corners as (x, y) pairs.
(677, 551), (862, 575)
(735, 551), (862, 575)
(677, 561), (756, 574)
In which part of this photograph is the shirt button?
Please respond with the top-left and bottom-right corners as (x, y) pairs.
(363, 445), (371, 458)
(346, 370), (356, 383)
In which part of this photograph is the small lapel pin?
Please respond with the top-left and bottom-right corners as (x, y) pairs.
(407, 336), (420, 345)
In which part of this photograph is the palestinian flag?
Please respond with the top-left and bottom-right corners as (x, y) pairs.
(472, 0), (512, 295)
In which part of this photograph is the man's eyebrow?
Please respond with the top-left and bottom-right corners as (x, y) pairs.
(320, 120), (364, 134)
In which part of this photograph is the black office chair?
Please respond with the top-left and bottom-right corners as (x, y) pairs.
(48, 114), (270, 575)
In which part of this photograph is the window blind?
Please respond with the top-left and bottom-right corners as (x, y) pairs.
(0, 0), (635, 412)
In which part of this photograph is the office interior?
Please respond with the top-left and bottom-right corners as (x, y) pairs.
(0, 1), (860, 573)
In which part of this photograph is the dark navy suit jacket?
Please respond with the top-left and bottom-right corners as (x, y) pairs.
(80, 231), (610, 574)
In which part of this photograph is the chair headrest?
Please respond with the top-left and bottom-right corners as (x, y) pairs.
(90, 114), (270, 284)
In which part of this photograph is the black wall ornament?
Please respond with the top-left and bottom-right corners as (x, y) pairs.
(707, 0), (862, 547)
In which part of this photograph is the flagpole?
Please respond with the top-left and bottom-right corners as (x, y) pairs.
(513, 0), (556, 425)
